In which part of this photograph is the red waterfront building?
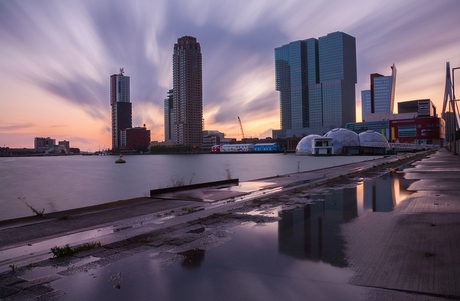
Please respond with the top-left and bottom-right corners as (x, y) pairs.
(120, 126), (151, 151)
(389, 117), (445, 145)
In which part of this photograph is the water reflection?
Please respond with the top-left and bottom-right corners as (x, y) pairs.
(178, 249), (206, 268)
(278, 172), (414, 266)
(31, 172), (415, 300)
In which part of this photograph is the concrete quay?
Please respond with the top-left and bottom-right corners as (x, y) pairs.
(0, 149), (459, 300)
(343, 148), (460, 300)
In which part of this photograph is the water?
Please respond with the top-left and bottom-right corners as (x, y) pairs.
(18, 171), (414, 300)
(0, 154), (381, 221)
(51, 224), (366, 301)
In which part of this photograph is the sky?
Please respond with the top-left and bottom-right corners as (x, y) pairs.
(0, 0), (459, 151)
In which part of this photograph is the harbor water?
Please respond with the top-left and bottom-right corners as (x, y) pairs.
(0, 153), (382, 221)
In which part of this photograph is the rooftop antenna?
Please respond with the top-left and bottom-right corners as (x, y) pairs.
(119, 68), (124, 76)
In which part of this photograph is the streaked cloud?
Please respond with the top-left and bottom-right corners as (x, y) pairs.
(0, 123), (36, 132)
(0, 0), (458, 149)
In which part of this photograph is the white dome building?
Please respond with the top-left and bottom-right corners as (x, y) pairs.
(295, 134), (322, 155)
(359, 130), (390, 154)
(324, 128), (360, 155)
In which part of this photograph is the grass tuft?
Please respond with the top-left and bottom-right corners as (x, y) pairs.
(51, 242), (101, 258)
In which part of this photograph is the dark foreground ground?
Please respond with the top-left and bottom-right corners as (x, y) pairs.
(1, 149), (459, 300)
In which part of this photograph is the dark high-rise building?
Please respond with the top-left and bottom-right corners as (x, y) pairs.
(275, 32), (357, 133)
(172, 36), (203, 149)
(164, 89), (174, 142)
(110, 68), (132, 149)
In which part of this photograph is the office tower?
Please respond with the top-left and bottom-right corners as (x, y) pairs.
(361, 90), (371, 120)
(361, 64), (397, 119)
(275, 32), (356, 131)
(164, 89), (173, 142)
(110, 68), (132, 149)
(172, 36), (203, 148)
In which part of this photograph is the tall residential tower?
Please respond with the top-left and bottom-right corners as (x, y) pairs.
(274, 32), (357, 136)
(110, 68), (132, 149)
(172, 36), (203, 149)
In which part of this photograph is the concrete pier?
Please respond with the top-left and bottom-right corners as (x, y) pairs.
(343, 148), (460, 300)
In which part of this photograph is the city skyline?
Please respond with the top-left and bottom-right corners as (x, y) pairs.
(0, 0), (459, 150)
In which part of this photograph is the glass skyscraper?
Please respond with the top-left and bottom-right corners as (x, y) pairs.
(110, 69), (132, 149)
(275, 32), (356, 132)
(172, 36), (203, 149)
(361, 64), (397, 120)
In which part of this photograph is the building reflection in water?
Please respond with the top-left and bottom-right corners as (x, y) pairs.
(178, 249), (206, 268)
(278, 172), (414, 267)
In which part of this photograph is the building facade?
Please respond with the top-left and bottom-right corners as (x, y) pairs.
(347, 99), (445, 147)
(172, 36), (203, 149)
(275, 32), (357, 135)
(362, 64), (397, 120)
(164, 89), (174, 143)
(34, 137), (56, 149)
(110, 69), (132, 150)
(120, 126), (151, 151)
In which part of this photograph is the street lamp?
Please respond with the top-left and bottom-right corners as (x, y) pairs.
(452, 67), (460, 154)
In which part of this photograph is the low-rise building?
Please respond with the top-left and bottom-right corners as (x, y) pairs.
(348, 99), (445, 149)
(34, 137), (56, 149)
(120, 126), (151, 151)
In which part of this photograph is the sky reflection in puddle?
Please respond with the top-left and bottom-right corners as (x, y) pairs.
(34, 172), (415, 300)
(50, 223), (366, 301)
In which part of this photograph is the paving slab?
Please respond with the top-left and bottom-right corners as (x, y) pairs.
(343, 148), (460, 300)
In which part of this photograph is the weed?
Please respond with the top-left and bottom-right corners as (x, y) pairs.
(59, 214), (70, 220)
(138, 237), (150, 243)
(169, 175), (185, 187)
(424, 252), (436, 257)
(252, 198), (262, 207)
(189, 173), (195, 185)
(225, 164), (232, 180)
(51, 242), (101, 258)
(9, 264), (16, 272)
(51, 245), (73, 258)
(18, 197), (45, 217)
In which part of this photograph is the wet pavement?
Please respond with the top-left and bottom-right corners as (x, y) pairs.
(343, 148), (460, 300)
(1, 149), (459, 300)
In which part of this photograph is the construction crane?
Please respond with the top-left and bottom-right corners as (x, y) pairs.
(237, 116), (245, 140)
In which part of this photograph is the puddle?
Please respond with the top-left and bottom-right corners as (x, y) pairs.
(20, 256), (100, 280)
(222, 181), (277, 192)
(47, 223), (368, 301)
